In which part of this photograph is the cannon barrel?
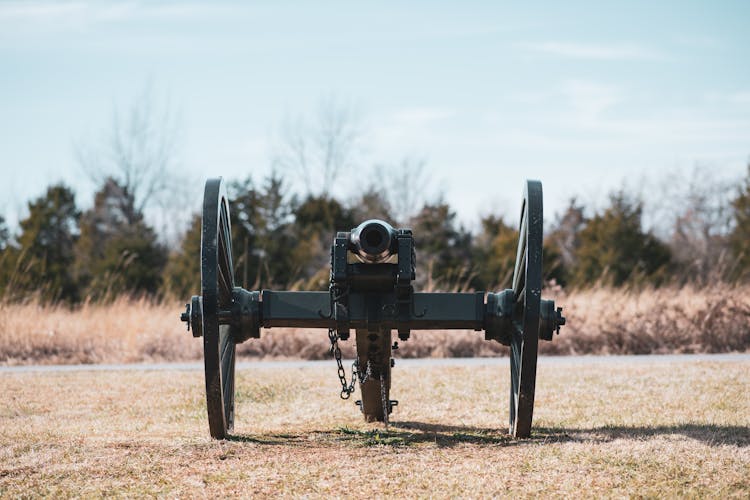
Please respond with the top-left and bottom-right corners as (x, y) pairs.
(349, 219), (397, 263)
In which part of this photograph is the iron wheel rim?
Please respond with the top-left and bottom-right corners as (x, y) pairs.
(201, 177), (236, 439)
(509, 180), (543, 438)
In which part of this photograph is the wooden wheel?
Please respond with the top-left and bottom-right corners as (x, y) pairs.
(201, 178), (236, 439)
(509, 180), (543, 438)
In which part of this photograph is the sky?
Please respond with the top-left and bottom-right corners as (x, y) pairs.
(1, 0), (749, 235)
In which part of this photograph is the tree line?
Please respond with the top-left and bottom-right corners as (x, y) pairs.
(1, 163), (749, 304)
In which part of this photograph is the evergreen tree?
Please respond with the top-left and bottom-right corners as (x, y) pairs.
(163, 214), (201, 298)
(544, 199), (586, 286)
(472, 214), (566, 291)
(409, 202), (473, 290)
(0, 216), (10, 298)
(75, 178), (166, 299)
(229, 174), (302, 289)
(572, 191), (671, 287)
(472, 214), (518, 289)
(292, 193), (357, 289)
(729, 164), (750, 280)
(0, 216), (8, 251)
(349, 186), (393, 224)
(547, 199), (585, 270)
(9, 185), (80, 301)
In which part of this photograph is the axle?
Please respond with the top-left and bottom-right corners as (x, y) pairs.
(181, 288), (565, 346)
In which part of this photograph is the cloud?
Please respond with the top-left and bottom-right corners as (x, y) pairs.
(0, 2), (86, 20)
(503, 79), (623, 124)
(674, 35), (724, 49)
(730, 91), (750, 105)
(390, 107), (454, 126)
(0, 1), (237, 27)
(561, 80), (622, 122)
(518, 41), (665, 61)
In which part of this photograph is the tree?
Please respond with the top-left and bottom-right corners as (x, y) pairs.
(76, 85), (184, 243)
(292, 194), (357, 289)
(472, 212), (568, 291)
(0, 216), (8, 251)
(729, 163), (750, 280)
(547, 199), (585, 270)
(273, 96), (362, 197)
(472, 214), (518, 290)
(4, 185), (80, 302)
(572, 191), (671, 287)
(75, 178), (166, 299)
(409, 202), (473, 290)
(0, 216), (11, 297)
(649, 166), (734, 284)
(348, 185), (393, 224)
(369, 158), (433, 226)
(229, 173), (301, 289)
(544, 199), (586, 286)
(163, 214), (202, 298)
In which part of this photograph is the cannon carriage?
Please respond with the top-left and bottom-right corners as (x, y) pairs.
(181, 178), (565, 439)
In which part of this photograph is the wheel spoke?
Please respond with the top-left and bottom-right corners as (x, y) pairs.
(217, 265), (231, 303)
(513, 247), (527, 293)
(512, 205), (528, 288)
(226, 346), (235, 429)
(217, 220), (233, 305)
(220, 326), (232, 364)
(221, 329), (234, 419)
(509, 334), (521, 429)
(218, 217), (233, 280)
(515, 284), (526, 305)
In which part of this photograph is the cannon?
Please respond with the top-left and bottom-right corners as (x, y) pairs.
(181, 178), (565, 439)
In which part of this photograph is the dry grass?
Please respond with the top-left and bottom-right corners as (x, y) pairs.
(0, 359), (748, 497)
(1, 285), (749, 365)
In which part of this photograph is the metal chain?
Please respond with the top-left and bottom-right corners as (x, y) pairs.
(328, 328), (371, 399)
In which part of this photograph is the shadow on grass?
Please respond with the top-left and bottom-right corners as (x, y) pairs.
(227, 421), (749, 448)
(542, 423), (750, 447)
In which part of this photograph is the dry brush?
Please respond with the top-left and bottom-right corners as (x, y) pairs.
(1, 285), (749, 365)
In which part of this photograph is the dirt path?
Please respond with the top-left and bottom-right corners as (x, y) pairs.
(1, 352), (747, 373)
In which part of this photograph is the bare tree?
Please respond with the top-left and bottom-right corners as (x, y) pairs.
(649, 165), (734, 282)
(370, 157), (434, 226)
(76, 84), (183, 224)
(273, 96), (362, 196)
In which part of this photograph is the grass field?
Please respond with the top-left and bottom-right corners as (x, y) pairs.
(1, 284), (749, 365)
(1, 358), (747, 497)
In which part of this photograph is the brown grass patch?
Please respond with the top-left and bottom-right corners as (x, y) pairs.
(0, 359), (747, 497)
(1, 285), (749, 365)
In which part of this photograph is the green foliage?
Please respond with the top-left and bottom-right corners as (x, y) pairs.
(3, 185), (80, 302)
(294, 194), (356, 233)
(349, 187), (393, 223)
(409, 202), (473, 290)
(75, 178), (166, 299)
(571, 191), (672, 287)
(13, 165), (749, 303)
(545, 199), (586, 286)
(163, 214), (201, 298)
(229, 174), (304, 289)
(472, 215), (518, 289)
(472, 214), (568, 291)
(729, 164), (750, 280)
(0, 216), (8, 250)
(0, 216), (10, 294)
(293, 194), (357, 289)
